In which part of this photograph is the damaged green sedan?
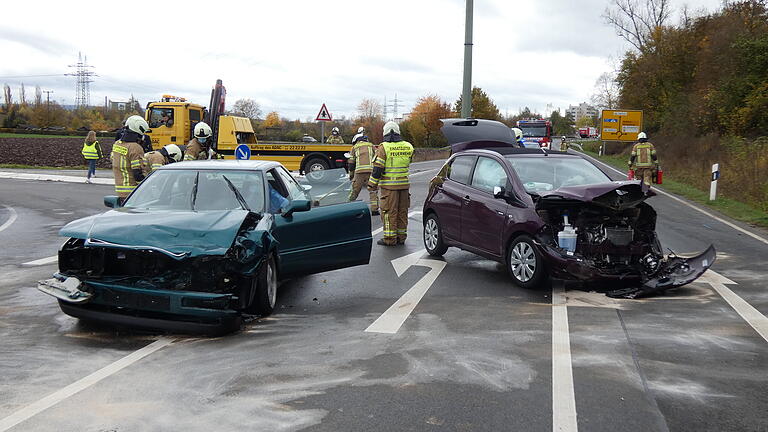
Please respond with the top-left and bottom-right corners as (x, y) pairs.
(38, 161), (372, 335)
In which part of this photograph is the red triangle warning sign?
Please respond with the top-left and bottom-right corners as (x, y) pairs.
(315, 103), (333, 122)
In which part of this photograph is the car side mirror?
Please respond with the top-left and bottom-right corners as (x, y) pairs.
(493, 186), (506, 199)
(104, 195), (121, 208)
(282, 199), (311, 218)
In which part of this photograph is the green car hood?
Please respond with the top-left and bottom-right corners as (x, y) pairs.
(59, 209), (252, 258)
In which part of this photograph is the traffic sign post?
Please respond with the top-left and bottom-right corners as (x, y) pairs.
(235, 144), (251, 160)
(316, 104), (332, 143)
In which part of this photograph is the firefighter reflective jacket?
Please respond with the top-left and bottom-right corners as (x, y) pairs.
(630, 142), (657, 168)
(327, 135), (344, 144)
(350, 141), (375, 173)
(111, 140), (145, 198)
(369, 140), (414, 190)
(141, 151), (167, 176)
(81, 140), (101, 160)
(184, 138), (221, 161)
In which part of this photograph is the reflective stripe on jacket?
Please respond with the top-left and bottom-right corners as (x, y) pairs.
(370, 140), (414, 190)
(111, 140), (145, 198)
(630, 142), (656, 167)
(351, 141), (375, 173)
(81, 140), (100, 159)
(141, 151), (167, 176)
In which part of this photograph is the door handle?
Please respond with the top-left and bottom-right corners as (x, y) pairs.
(356, 211), (365, 219)
(462, 195), (471, 201)
(496, 211), (505, 216)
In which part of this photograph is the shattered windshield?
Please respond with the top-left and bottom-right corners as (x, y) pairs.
(125, 169), (266, 212)
(506, 156), (611, 193)
(296, 168), (354, 207)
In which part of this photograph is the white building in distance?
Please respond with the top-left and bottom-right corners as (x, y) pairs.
(566, 102), (599, 122)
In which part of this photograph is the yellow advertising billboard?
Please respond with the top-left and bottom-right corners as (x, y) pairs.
(600, 109), (643, 142)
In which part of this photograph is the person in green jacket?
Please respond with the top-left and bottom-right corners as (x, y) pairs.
(81, 130), (103, 184)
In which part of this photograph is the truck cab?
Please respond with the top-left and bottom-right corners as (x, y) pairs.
(145, 95), (205, 150)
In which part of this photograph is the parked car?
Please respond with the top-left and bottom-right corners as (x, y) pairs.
(424, 119), (715, 298)
(38, 160), (372, 334)
(301, 134), (318, 142)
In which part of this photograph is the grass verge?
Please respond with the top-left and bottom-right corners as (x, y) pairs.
(581, 149), (768, 230)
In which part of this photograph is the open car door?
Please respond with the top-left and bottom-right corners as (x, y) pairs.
(270, 168), (372, 277)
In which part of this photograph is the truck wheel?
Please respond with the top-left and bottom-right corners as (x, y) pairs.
(305, 157), (330, 183)
(246, 255), (277, 316)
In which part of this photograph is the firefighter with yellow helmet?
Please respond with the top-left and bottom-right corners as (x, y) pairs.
(185, 122), (220, 160)
(111, 115), (149, 203)
(628, 132), (659, 186)
(348, 132), (379, 215)
(368, 121), (414, 246)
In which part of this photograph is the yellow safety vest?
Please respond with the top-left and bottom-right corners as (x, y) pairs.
(377, 141), (413, 188)
(81, 140), (99, 160)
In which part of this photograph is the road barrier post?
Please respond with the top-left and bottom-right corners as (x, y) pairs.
(709, 163), (720, 201)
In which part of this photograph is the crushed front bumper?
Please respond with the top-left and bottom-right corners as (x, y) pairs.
(38, 273), (241, 335)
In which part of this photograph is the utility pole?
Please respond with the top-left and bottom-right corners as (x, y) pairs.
(43, 90), (54, 127)
(461, 0), (474, 118)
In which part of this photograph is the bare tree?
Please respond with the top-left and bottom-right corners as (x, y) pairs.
(230, 98), (262, 120)
(356, 98), (383, 122)
(591, 72), (620, 109)
(19, 83), (26, 106)
(3, 84), (12, 108)
(35, 85), (42, 107)
(603, 0), (672, 52)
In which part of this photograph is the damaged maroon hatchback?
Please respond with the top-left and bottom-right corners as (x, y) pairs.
(422, 119), (715, 298)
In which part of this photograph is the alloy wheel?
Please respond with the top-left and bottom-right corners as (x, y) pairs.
(424, 218), (439, 251)
(509, 242), (536, 282)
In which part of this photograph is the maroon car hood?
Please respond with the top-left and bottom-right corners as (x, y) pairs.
(539, 181), (656, 211)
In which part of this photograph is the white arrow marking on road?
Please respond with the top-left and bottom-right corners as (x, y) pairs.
(0, 337), (175, 432)
(0, 205), (18, 234)
(22, 256), (58, 266)
(365, 249), (447, 334)
(700, 269), (768, 343)
(552, 285), (578, 432)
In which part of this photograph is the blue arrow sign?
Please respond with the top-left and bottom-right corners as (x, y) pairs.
(604, 118), (618, 123)
(235, 144), (251, 160)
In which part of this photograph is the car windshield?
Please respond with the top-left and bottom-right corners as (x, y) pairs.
(506, 156), (611, 193)
(124, 169), (266, 212)
(520, 127), (547, 137)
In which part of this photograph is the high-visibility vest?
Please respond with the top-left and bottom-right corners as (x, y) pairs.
(378, 141), (413, 188)
(81, 140), (99, 159)
(632, 142), (656, 167)
(351, 141), (375, 173)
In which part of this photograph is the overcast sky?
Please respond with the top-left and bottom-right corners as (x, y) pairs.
(0, 0), (723, 120)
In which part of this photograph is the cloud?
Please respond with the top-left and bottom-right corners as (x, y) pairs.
(0, 27), (75, 56)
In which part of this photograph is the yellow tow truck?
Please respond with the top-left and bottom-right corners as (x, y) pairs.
(144, 79), (350, 174)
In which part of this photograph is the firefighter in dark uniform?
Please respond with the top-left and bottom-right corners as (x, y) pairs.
(185, 122), (221, 160)
(368, 121), (414, 246)
(327, 127), (344, 144)
(141, 144), (185, 176)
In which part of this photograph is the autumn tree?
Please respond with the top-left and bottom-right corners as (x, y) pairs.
(263, 111), (282, 129)
(454, 87), (501, 120)
(231, 98), (262, 120)
(550, 110), (574, 136)
(402, 95), (453, 147)
(355, 98), (385, 143)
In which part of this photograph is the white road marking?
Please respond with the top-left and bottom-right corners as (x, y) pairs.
(552, 285), (578, 432)
(22, 256), (58, 266)
(0, 337), (175, 432)
(0, 171), (112, 185)
(700, 270), (768, 343)
(0, 205), (18, 234)
(578, 152), (768, 246)
(365, 249), (447, 334)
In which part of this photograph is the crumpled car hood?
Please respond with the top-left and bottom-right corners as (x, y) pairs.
(60, 209), (252, 258)
(539, 181), (655, 211)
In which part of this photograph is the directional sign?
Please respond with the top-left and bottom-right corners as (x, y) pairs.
(315, 103), (333, 122)
(235, 144), (251, 160)
(601, 109), (643, 142)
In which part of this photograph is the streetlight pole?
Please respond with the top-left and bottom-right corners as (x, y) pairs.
(461, 0), (474, 118)
(43, 90), (54, 127)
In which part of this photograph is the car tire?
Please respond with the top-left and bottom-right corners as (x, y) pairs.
(423, 213), (448, 256)
(506, 235), (546, 289)
(247, 255), (278, 316)
(304, 157), (330, 184)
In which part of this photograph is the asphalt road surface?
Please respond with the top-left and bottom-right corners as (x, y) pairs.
(1, 157), (767, 432)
